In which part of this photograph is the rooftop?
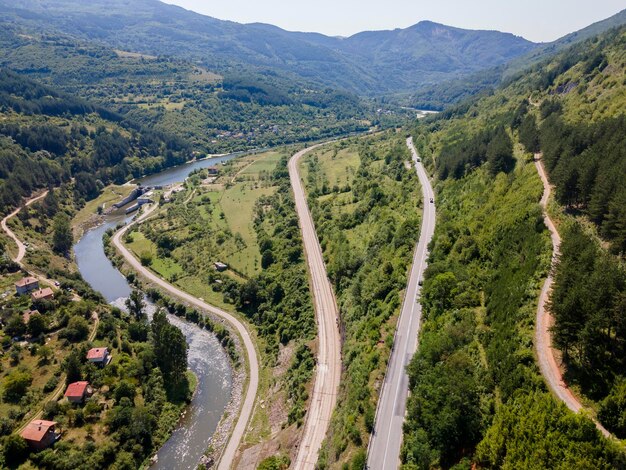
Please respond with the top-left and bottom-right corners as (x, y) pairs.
(64, 381), (90, 398)
(16, 277), (38, 287)
(87, 347), (108, 360)
(21, 420), (56, 442)
(31, 287), (54, 300)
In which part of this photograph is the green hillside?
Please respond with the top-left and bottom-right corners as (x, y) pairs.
(0, 26), (379, 154)
(402, 25), (626, 468)
(0, 0), (538, 95)
(0, 68), (191, 214)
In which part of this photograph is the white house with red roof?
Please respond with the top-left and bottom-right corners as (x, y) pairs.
(86, 347), (110, 366)
(64, 381), (93, 404)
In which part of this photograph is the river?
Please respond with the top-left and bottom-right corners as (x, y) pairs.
(73, 153), (240, 469)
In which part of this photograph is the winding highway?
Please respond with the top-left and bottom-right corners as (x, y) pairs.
(367, 137), (436, 469)
(111, 203), (260, 469)
(534, 155), (610, 438)
(288, 144), (342, 470)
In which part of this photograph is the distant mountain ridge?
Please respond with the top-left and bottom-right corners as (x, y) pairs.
(0, 0), (538, 95)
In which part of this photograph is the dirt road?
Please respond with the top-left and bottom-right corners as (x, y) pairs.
(1, 190), (49, 265)
(534, 155), (610, 437)
(367, 137), (436, 469)
(288, 144), (342, 470)
(111, 203), (260, 469)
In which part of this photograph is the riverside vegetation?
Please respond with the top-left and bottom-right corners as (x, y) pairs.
(299, 133), (422, 468)
(401, 25), (626, 469)
(0, 188), (193, 469)
(121, 149), (316, 464)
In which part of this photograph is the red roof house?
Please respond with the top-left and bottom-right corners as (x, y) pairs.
(31, 287), (54, 302)
(15, 277), (39, 295)
(64, 381), (92, 404)
(20, 419), (59, 451)
(86, 347), (110, 365)
(22, 309), (40, 324)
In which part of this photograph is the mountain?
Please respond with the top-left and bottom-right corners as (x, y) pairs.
(0, 0), (538, 95)
(0, 25), (380, 153)
(411, 7), (626, 109)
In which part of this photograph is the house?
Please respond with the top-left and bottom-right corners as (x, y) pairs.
(22, 309), (40, 324)
(87, 347), (110, 366)
(64, 381), (93, 404)
(20, 420), (59, 451)
(214, 262), (228, 272)
(31, 287), (54, 302)
(207, 167), (219, 176)
(15, 277), (39, 295)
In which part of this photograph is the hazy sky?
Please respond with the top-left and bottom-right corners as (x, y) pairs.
(163, 0), (625, 42)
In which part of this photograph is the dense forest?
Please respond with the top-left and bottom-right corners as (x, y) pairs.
(0, 68), (192, 214)
(402, 25), (626, 468)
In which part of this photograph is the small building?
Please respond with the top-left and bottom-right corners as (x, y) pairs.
(31, 287), (54, 302)
(214, 262), (228, 272)
(22, 309), (40, 324)
(15, 277), (39, 295)
(64, 381), (93, 404)
(207, 167), (219, 176)
(20, 420), (59, 451)
(87, 347), (110, 366)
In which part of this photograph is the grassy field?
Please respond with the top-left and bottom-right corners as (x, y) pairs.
(126, 148), (285, 286)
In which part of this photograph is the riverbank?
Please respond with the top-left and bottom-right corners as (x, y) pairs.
(105, 203), (255, 469)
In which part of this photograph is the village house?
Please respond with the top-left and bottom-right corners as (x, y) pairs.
(64, 381), (93, 404)
(20, 420), (59, 451)
(87, 347), (110, 366)
(15, 277), (39, 295)
(30, 287), (54, 302)
(22, 309), (40, 324)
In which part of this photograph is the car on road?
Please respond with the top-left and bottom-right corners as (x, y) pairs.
(418, 278), (423, 286)
(430, 198), (434, 203)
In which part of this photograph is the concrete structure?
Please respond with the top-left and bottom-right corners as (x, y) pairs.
(87, 347), (110, 366)
(214, 261), (228, 272)
(15, 277), (39, 295)
(64, 381), (92, 404)
(21, 420), (59, 451)
(113, 187), (144, 209)
(30, 287), (54, 302)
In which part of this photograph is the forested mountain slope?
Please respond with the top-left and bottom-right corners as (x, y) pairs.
(0, 68), (190, 214)
(402, 25), (626, 468)
(0, 26), (377, 153)
(0, 0), (538, 95)
(410, 8), (626, 109)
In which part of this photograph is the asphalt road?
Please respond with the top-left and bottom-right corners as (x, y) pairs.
(288, 144), (342, 470)
(111, 203), (261, 469)
(367, 137), (436, 469)
(534, 156), (610, 438)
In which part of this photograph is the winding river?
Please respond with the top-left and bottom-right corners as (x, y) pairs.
(73, 153), (240, 469)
